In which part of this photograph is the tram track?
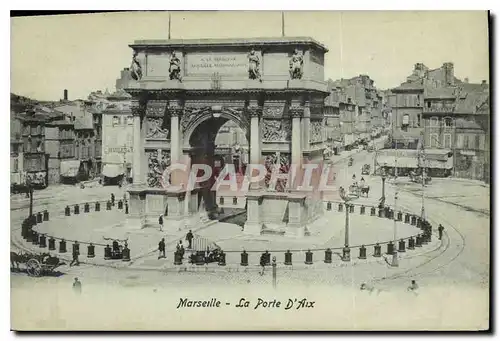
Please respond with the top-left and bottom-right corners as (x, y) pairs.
(374, 185), (468, 284)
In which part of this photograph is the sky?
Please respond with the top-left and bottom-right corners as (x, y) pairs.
(10, 11), (489, 101)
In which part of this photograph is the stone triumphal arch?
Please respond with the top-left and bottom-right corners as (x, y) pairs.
(124, 37), (329, 237)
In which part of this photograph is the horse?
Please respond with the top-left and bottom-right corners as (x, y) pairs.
(10, 251), (23, 271)
(360, 185), (370, 198)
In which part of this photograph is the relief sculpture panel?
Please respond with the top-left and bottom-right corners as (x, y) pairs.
(263, 152), (291, 192)
(262, 119), (292, 142)
(309, 120), (324, 143)
(146, 150), (167, 188)
(146, 117), (169, 139)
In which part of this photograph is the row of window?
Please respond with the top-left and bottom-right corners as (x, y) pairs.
(428, 133), (483, 150)
(112, 116), (134, 126)
(428, 117), (453, 128)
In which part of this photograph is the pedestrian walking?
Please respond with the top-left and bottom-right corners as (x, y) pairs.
(176, 240), (184, 259)
(111, 193), (115, 206)
(158, 215), (164, 232)
(186, 230), (194, 249)
(438, 224), (444, 240)
(70, 243), (80, 267)
(73, 277), (82, 294)
(259, 253), (266, 276)
(407, 280), (419, 294)
(158, 238), (166, 259)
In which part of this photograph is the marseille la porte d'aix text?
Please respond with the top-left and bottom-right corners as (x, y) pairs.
(177, 298), (316, 310)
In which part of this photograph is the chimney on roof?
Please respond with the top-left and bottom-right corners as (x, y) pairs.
(443, 62), (455, 86)
(64, 89), (68, 101)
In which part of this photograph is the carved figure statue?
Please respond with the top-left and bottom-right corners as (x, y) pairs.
(248, 49), (261, 81)
(146, 118), (169, 139)
(169, 52), (182, 81)
(130, 51), (143, 81)
(289, 49), (304, 80)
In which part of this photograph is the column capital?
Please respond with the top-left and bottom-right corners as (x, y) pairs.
(131, 99), (147, 118)
(247, 105), (263, 118)
(168, 107), (184, 118)
(289, 105), (304, 118)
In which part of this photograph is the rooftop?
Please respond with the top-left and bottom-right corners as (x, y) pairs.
(130, 36), (329, 53)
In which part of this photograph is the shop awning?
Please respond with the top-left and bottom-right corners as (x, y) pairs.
(377, 156), (418, 168)
(426, 158), (454, 169)
(60, 160), (81, 177)
(102, 164), (124, 178)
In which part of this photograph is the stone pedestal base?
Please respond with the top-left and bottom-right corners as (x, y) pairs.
(126, 186), (147, 229)
(243, 191), (263, 235)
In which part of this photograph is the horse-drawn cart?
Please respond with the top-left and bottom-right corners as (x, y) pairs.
(11, 251), (63, 277)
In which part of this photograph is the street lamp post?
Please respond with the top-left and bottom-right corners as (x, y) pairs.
(391, 147), (399, 267)
(339, 187), (351, 261)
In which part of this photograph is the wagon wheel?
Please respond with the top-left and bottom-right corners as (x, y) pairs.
(26, 258), (42, 277)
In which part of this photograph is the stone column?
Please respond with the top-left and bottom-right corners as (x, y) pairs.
(248, 104), (262, 190)
(302, 101), (311, 151)
(290, 105), (303, 189)
(244, 104), (263, 235)
(127, 99), (148, 229)
(164, 103), (186, 229)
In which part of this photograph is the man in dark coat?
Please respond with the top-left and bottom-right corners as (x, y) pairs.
(70, 242), (80, 266)
(158, 238), (166, 259)
(438, 224), (444, 240)
(111, 193), (115, 206)
(186, 230), (194, 249)
(158, 215), (164, 232)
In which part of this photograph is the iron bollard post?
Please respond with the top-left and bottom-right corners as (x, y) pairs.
(373, 243), (382, 257)
(398, 239), (406, 253)
(65, 206), (71, 216)
(48, 237), (56, 251)
(218, 251), (226, 266)
(324, 248), (332, 263)
(88, 243), (95, 258)
(359, 245), (367, 259)
(415, 235), (422, 247)
(104, 245), (112, 259)
(240, 250), (249, 266)
(95, 201), (101, 211)
(408, 237), (415, 250)
(305, 250), (313, 265)
(43, 210), (49, 221)
(39, 234), (47, 248)
(84, 203), (90, 213)
(284, 250), (292, 265)
(386, 241), (394, 255)
(59, 239), (67, 253)
(404, 213), (410, 224)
